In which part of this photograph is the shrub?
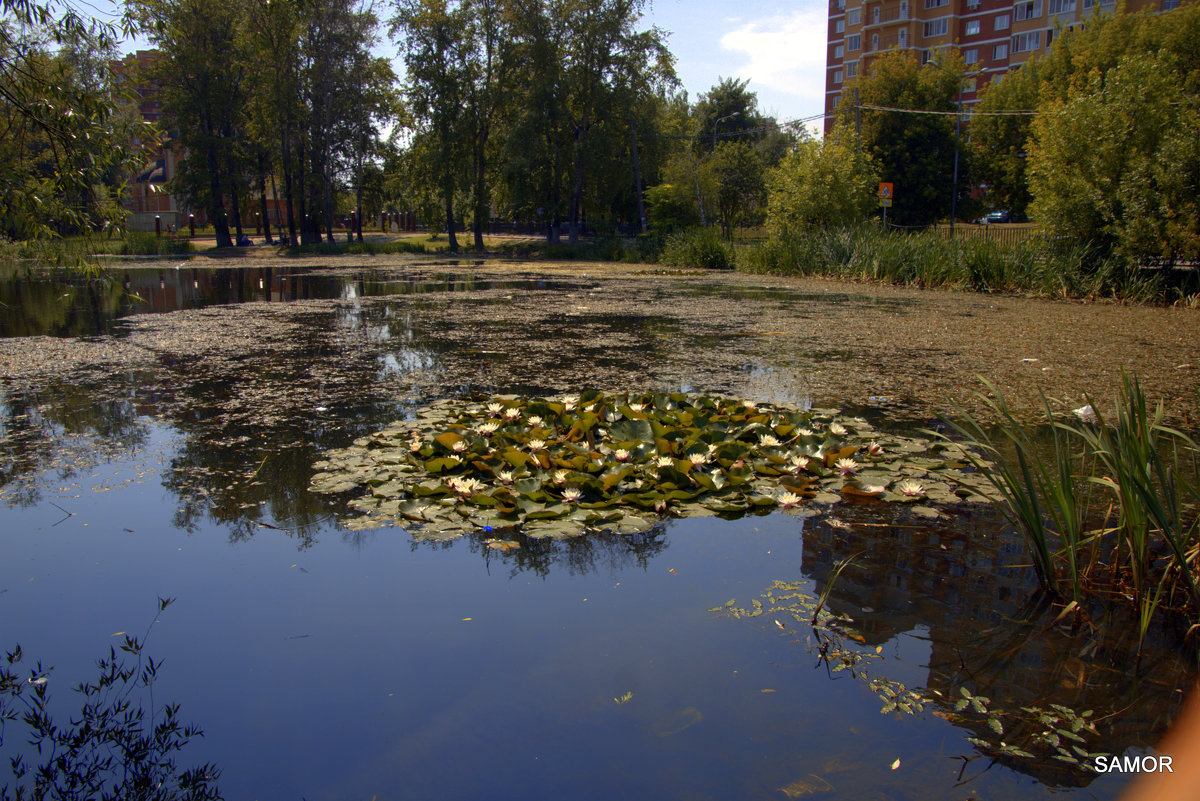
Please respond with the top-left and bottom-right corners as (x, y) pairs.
(659, 227), (733, 269)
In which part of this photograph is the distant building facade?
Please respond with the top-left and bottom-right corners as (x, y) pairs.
(824, 0), (1189, 131)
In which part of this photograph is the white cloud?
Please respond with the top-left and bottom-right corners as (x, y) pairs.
(719, 8), (829, 106)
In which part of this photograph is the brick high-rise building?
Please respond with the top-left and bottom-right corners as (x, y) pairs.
(824, 0), (1187, 131)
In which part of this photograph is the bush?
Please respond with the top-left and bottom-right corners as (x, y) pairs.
(120, 231), (194, 256)
(659, 227), (733, 269)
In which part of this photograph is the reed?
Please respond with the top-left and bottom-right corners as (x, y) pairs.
(941, 376), (1200, 652)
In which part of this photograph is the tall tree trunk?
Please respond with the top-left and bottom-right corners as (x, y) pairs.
(258, 152), (273, 244)
(629, 119), (646, 234)
(280, 129), (297, 245)
(228, 157), (244, 244)
(206, 140), (233, 248)
(297, 139), (312, 245)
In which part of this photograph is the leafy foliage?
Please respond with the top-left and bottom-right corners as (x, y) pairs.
(765, 124), (879, 235)
(0, 599), (221, 800)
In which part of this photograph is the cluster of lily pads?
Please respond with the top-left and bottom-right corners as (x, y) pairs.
(309, 390), (996, 538)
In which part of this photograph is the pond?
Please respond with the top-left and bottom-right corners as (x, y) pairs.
(1, 257), (1197, 800)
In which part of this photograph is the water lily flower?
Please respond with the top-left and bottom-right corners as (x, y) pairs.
(744, 400), (757, 409)
(896, 480), (925, 497)
(528, 415), (544, 428)
(448, 477), (484, 496)
(497, 470), (514, 484)
(776, 491), (803, 509)
(867, 441), (884, 457)
(862, 484), (886, 495)
(835, 458), (859, 477)
(487, 402), (504, 415)
(797, 428), (815, 437)
(452, 440), (467, 453)
(561, 487), (582, 503)
(656, 456), (675, 468)
(759, 434), (782, 448)
(1073, 404), (1097, 423)
(628, 403), (646, 413)
(553, 470), (569, 484)
(409, 439), (423, 452)
(615, 448), (631, 462)
(476, 421), (499, 436)
(562, 395), (579, 411)
(503, 407), (521, 421)
(688, 452), (708, 467)
(829, 422), (848, 436)
(790, 455), (811, 472)
(654, 498), (668, 513)
(528, 439), (546, 451)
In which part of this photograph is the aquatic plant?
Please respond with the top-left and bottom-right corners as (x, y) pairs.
(310, 391), (996, 539)
(0, 598), (221, 800)
(941, 376), (1200, 650)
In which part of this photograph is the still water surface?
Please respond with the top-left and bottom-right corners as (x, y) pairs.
(0, 263), (1190, 799)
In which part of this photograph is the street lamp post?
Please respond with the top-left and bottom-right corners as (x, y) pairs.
(928, 59), (975, 238)
(712, 111), (741, 150)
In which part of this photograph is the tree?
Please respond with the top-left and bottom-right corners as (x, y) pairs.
(710, 141), (763, 239)
(766, 124), (879, 235)
(1027, 51), (1200, 261)
(393, 0), (469, 251)
(1, 0), (153, 243)
(969, 62), (1041, 221)
(132, 0), (247, 248)
(838, 49), (963, 227)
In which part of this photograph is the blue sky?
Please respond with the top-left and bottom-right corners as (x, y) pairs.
(643, 0), (830, 128)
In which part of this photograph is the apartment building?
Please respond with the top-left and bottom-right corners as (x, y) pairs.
(824, 0), (1186, 130)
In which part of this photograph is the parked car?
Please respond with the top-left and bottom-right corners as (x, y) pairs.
(982, 210), (1011, 224)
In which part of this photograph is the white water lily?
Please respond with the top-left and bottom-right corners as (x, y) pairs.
(829, 422), (848, 436)
(835, 458), (859, 477)
(896, 480), (925, 497)
(527, 439), (546, 451)
(758, 434), (782, 448)
(553, 470), (569, 484)
(867, 441), (884, 457)
(743, 400), (757, 409)
(628, 402), (646, 412)
(776, 491), (803, 509)
(790, 455), (811, 472)
(487, 402), (504, 415)
(797, 428), (815, 437)
(615, 448), (631, 462)
(451, 439), (467, 453)
(862, 484), (886, 495)
(497, 470), (515, 484)
(688, 452), (708, 466)
(448, 477), (484, 496)
(527, 415), (544, 428)
(503, 407), (521, 421)
(476, 421), (499, 436)
(561, 487), (583, 503)
(657, 456), (675, 468)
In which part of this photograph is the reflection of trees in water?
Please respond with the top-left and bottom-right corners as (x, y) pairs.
(801, 502), (1192, 787)
(399, 522), (672, 578)
(0, 379), (151, 508)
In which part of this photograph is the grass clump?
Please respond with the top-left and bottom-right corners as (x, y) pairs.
(942, 375), (1200, 654)
(659, 227), (734, 269)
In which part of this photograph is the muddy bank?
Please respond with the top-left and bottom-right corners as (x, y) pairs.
(2, 256), (1196, 425)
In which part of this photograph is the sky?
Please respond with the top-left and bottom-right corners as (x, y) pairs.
(643, 0), (831, 129)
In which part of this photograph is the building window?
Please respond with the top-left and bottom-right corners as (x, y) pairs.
(847, 33), (861, 50)
(846, 61), (859, 78)
(965, 19), (981, 34)
(1048, 0), (1075, 13)
(872, 32), (879, 50)
(1011, 30), (1042, 52)
(847, 8), (862, 24)
(923, 18), (948, 37)
(964, 47), (979, 64)
(924, 0), (948, 7)
(835, 18), (845, 32)
(834, 69), (844, 84)
(993, 42), (1009, 59)
(834, 44), (845, 58)
(994, 13), (1010, 28)
(1016, 0), (1042, 20)
(831, 94), (841, 108)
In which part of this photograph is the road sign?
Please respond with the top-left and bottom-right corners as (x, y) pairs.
(878, 182), (894, 199)
(879, 198), (893, 208)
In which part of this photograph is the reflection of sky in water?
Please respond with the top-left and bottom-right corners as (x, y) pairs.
(379, 347), (437, 376)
